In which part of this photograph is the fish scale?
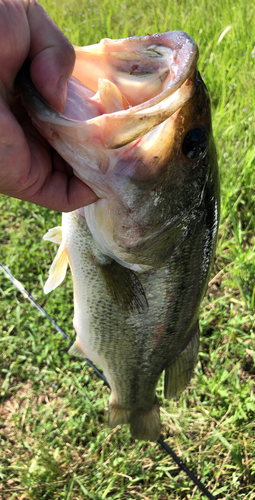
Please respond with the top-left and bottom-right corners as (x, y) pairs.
(16, 30), (219, 441)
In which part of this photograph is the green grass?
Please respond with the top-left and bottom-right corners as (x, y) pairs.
(0, 0), (255, 498)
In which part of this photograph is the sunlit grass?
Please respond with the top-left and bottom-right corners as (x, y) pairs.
(0, 0), (255, 498)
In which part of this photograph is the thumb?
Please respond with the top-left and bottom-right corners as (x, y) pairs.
(25, 0), (75, 112)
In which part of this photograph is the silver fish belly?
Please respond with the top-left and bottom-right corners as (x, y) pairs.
(17, 31), (220, 441)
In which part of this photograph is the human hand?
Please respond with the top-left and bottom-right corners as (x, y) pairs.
(0, 0), (98, 211)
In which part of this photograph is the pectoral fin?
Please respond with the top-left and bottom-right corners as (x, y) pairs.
(164, 326), (200, 399)
(44, 243), (68, 294)
(98, 260), (148, 314)
(43, 226), (62, 244)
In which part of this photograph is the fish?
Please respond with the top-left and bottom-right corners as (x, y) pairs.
(17, 31), (220, 441)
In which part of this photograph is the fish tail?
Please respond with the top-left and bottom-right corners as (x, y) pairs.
(130, 401), (161, 441)
(108, 399), (131, 427)
(108, 396), (160, 441)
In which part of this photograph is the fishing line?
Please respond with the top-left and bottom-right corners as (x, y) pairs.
(0, 262), (215, 500)
(0, 263), (110, 389)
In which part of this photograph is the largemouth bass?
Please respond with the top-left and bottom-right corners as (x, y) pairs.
(17, 31), (219, 441)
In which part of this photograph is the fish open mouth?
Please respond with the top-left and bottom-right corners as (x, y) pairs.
(18, 31), (198, 153)
(64, 31), (199, 149)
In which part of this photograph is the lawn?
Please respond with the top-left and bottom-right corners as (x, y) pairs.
(0, 0), (255, 498)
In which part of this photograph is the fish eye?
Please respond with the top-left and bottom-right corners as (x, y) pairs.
(182, 128), (208, 160)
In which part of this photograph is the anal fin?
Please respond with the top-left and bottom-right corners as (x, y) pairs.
(164, 326), (200, 399)
(68, 340), (86, 359)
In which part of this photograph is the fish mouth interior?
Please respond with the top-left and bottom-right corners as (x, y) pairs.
(63, 31), (198, 124)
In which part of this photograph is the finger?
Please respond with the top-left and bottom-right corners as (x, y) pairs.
(26, 0), (75, 112)
(0, 0), (29, 102)
(33, 171), (99, 212)
(0, 106), (98, 212)
(15, 162), (99, 212)
(0, 97), (30, 192)
(51, 149), (74, 176)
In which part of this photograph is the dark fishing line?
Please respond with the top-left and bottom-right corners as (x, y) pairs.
(0, 262), (215, 500)
(83, 357), (110, 388)
(0, 263), (110, 388)
(0, 263), (69, 341)
(157, 438), (215, 500)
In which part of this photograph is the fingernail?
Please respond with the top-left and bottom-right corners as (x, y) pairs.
(56, 76), (68, 111)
